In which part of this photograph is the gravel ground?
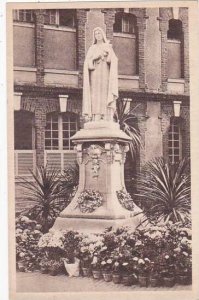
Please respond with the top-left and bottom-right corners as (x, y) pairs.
(16, 272), (192, 293)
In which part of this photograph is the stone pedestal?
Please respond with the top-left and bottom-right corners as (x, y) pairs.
(54, 121), (142, 233)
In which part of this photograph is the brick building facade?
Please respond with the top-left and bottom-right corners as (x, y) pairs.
(13, 7), (190, 210)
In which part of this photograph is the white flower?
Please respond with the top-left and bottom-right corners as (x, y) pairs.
(135, 240), (142, 246)
(102, 246), (107, 251)
(92, 256), (98, 264)
(19, 252), (25, 258)
(107, 259), (112, 264)
(144, 258), (150, 262)
(165, 255), (169, 259)
(133, 257), (138, 261)
(81, 246), (87, 253)
(174, 247), (181, 253)
(114, 262), (119, 266)
(138, 259), (145, 264)
(181, 237), (189, 245)
(101, 261), (106, 265)
(183, 251), (189, 257)
(122, 262), (128, 266)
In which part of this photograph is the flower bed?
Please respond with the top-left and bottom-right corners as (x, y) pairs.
(16, 219), (192, 287)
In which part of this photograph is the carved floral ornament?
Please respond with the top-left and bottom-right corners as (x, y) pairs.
(75, 143), (129, 176)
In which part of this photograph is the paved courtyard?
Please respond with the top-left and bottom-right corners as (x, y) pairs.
(17, 272), (192, 293)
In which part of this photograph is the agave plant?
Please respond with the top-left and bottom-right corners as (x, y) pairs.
(136, 157), (191, 224)
(19, 165), (71, 233)
(114, 98), (142, 160)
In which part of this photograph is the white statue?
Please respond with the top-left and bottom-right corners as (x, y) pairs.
(83, 27), (118, 121)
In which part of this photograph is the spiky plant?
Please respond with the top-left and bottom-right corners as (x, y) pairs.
(136, 157), (191, 224)
(114, 98), (142, 160)
(19, 165), (70, 233)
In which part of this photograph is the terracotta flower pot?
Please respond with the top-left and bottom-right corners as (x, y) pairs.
(150, 276), (160, 287)
(122, 274), (134, 286)
(163, 276), (175, 287)
(112, 273), (121, 284)
(17, 262), (25, 272)
(40, 267), (48, 274)
(49, 269), (58, 276)
(82, 267), (92, 277)
(139, 275), (148, 287)
(92, 270), (102, 279)
(102, 272), (112, 282)
(177, 274), (189, 285)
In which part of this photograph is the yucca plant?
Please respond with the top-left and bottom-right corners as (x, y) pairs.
(114, 98), (142, 160)
(19, 165), (70, 233)
(136, 157), (191, 224)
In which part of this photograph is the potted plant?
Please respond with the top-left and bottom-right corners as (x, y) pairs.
(17, 259), (26, 272)
(80, 253), (92, 277)
(112, 261), (122, 284)
(161, 262), (176, 288)
(63, 257), (80, 277)
(101, 259), (113, 282)
(149, 262), (160, 287)
(91, 255), (102, 279)
(137, 258), (150, 287)
(175, 252), (192, 285)
(121, 260), (137, 286)
(49, 259), (63, 276)
(39, 257), (50, 274)
(62, 230), (81, 277)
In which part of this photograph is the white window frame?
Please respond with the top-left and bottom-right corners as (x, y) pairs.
(13, 10), (35, 23)
(168, 118), (182, 164)
(45, 113), (79, 151)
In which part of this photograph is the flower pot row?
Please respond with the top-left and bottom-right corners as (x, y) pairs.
(81, 267), (191, 287)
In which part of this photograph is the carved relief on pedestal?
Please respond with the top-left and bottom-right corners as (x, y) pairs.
(84, 144), (105, 177)
(113, 143), (129, 164)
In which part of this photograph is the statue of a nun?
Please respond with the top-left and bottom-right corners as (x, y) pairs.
(83, 27), (118, 121)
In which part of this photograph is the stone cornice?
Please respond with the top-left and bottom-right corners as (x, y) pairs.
(14, 84), (190, 104)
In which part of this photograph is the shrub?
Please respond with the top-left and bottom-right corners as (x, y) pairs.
(136, 157), (191, 224)
(19, 165), (73, 233)
(16, 216), (43, 272)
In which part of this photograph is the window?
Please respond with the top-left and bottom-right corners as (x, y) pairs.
(167, 19), (183, 40)
(13, 10), (35, 23)
(167, 19), (184, 79)
(44, 9), (76, 27)
(113, 12), (136, 34)
(113, 12), (138, 76)
(168, 118), (182, 164)
(45, 112), (79, 150)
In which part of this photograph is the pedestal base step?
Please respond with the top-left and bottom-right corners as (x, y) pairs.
(53, 216), (141, 233)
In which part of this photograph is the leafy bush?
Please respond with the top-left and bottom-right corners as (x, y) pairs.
(136, 157), (191, 224)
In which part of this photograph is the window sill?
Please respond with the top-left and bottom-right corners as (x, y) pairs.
(167, 39), (181, 44)
(113, 32), (136, 39)
(119, 75), (139, 80)
(13, 22), (35, 28)
(44, 25), (76, 32)
(45, 69), (79, 75)
(14, 66), (36, 72)
(168, 78), (185, 83)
